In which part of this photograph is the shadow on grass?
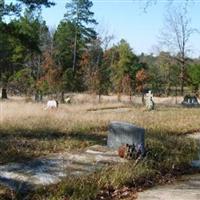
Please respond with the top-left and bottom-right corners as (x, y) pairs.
(0, 128), (106, 144)
(0, 128), (107, 165)
(0, 130), (107, 196)
(0, 176), (32, 194)
(0, 128), (199, 200)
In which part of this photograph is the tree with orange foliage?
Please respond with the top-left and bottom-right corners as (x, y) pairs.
(80, 39), (104, 98)
(122, 74), (132, 102)
(136, 68), (149, 104)
(36, 50), (61, 101)
(136, 68), (149, 93)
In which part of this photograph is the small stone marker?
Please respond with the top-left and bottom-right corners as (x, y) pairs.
(107, 121), (145, 156)
(145, 90), (155, 110)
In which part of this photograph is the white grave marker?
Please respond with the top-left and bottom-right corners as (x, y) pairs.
(145, 90), (155, 110)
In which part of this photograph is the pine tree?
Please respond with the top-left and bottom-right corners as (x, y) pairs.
(64, 0), (98, 72)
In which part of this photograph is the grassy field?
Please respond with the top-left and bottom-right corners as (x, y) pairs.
(0, 96), (199, 199)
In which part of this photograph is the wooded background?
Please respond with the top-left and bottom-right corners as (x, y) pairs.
(1, 0), (200, 101)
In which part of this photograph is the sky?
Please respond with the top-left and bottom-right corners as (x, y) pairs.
(5, 0), (200, 57)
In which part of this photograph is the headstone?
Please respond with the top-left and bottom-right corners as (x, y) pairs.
(145, 90), (155, 110)
(65, 97), (71, 104)
(107, 121), (145, 156)
(182, 95), (199, 107)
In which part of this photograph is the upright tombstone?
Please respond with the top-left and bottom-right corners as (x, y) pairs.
(65, 97), (71, 104)
(145, 90), (155, 111)
(107, 121), (145, 156)
(182, 95), (199, 107)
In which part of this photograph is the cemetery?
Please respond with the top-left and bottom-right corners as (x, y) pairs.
(1, 0), (200, 199)
(0, 95), (199, 199)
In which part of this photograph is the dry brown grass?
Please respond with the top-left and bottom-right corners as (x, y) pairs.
(1, 96), (200, 134)
(0, 96), (200, 165)
(0, 95), (199, 200)
(0, 96), (199, 165)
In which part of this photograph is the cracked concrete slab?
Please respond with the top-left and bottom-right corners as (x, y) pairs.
(137, 174), (200, 200)
(0, 145), (125, 192)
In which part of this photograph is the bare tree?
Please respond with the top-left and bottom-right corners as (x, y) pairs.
(140, 0), (193, 10)
(159, 8), (196, 95)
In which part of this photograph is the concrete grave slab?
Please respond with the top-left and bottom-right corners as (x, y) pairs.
(0, 145), (125, 192)
(138, 174), (200, 200)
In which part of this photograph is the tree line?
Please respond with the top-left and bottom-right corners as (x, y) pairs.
(0, 0), (200, 102)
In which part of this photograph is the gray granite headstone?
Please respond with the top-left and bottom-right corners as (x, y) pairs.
(107, 121), (145, 155)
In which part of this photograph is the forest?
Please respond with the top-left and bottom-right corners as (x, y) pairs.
(1, 0), (200, 101)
